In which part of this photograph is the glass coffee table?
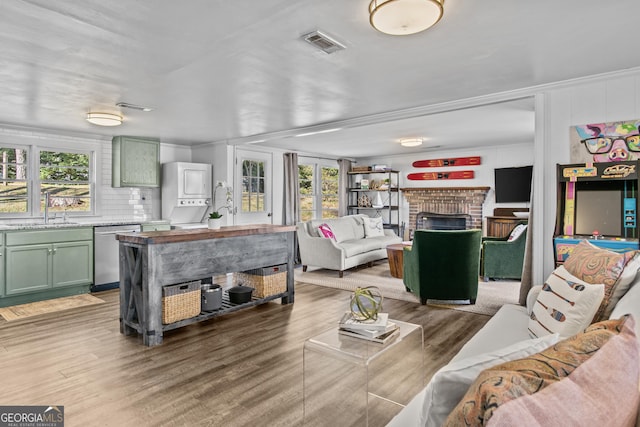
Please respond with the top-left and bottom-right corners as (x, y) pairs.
(303, 319), (423, 426)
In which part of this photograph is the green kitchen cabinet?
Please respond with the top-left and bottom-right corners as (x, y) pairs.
(112, 136), (160, 188)
(2, 227), (93, 306)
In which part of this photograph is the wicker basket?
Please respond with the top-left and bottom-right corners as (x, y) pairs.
(237, 265), (287, 298)
(162, 280), (201, 324)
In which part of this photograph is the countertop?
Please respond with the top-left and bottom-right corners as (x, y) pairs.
(116, 224), (296, 244)
(0, 219), (170, 231)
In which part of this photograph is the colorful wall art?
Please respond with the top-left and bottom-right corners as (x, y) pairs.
(570, 119), (640, 163)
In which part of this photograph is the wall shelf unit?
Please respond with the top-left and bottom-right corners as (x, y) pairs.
(347, 170), (400, 234)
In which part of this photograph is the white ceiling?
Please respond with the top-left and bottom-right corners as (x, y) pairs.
(1, 1), (639, 158)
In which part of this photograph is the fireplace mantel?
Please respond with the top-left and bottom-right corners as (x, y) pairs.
(401, 187), (490, 236)
(400, 187), (491, 192)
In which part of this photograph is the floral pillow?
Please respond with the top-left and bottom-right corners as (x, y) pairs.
(563, 240), (639, 322)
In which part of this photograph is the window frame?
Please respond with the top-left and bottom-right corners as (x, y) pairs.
(0, 139), (97, 219)
(298, 158), (339, 221)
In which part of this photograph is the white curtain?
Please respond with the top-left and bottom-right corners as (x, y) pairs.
(337, 159), (351, 217)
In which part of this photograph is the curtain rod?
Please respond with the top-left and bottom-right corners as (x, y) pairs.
(298, 154), (356, 162)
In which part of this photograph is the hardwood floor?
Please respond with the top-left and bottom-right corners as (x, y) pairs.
(0, 283), (490, 427)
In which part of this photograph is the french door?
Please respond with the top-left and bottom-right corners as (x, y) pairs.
(234, 148), (273, 225)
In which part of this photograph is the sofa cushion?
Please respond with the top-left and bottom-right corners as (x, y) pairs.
(444, 315), (639, 427)
(563, 239), (639, 321)
(528, 266), (604, 339)
(452, 304), (532, 363)
(420, 333), (559, 427)
(339, 238), (387, 258)
(364, 216), (385, 238)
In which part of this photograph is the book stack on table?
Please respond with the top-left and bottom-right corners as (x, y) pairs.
(338, 312), (400, 344)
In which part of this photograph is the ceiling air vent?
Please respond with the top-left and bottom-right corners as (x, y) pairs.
(301, 30), (346, 54)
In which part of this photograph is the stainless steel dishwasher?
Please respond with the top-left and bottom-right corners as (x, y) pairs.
(93, 224), (141, 291)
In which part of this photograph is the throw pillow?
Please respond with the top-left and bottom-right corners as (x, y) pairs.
(420, 333), (559, 427)
(507, 224), (527, 242)
(443, 315), (639, 427)
(318, 223), (336, 241)
(528, 266), (604, 339)
(363, 216), (385, 238)
(563, 240), (638, 321)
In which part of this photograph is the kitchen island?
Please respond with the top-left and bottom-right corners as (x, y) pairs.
(116, 224), (296, 346)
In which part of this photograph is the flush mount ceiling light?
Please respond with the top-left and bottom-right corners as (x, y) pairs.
(399, 137), (423, 147)
(86, 112), (122, 126)
(369, 0), (444, 36)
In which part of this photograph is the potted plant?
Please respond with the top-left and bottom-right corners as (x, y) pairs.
(208, 211), (223, 229)
(208, 181), (233, 229)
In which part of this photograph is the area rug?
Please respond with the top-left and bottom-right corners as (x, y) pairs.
(0, 294), (105, 321)
(295, 261), (521, 316)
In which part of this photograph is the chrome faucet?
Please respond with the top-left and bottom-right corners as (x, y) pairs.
(43, 191), (50, 224)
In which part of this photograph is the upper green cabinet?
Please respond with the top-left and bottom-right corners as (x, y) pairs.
(112, 136), (160, 188)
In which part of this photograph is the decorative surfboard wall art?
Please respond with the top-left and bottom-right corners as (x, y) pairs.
(407, 171), (475, 181)
(412, 156), (481, 168)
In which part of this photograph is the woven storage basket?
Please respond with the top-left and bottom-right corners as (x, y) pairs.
(237, 265), (287, 298)
(162, 280), (201, 324)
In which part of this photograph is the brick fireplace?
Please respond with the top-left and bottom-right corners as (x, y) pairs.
(401, 187), (490, 237)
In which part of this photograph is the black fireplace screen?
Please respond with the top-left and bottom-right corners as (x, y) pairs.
(416, 212), (469, 231)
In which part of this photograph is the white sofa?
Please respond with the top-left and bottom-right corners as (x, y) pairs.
(388, 263), (640, 426)
(297, 214), (402, 277)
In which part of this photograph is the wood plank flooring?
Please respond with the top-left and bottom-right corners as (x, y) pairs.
(0, 282), (490, 427)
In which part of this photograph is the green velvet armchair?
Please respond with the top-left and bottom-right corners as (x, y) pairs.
(481, 221), (527, 281)
(403, 229), (482, 305)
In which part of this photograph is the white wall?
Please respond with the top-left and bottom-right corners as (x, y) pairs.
(358, 142), (535, 234)
(539, 71), (640, 280)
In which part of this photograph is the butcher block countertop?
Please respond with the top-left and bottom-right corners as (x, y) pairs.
(116, 223), (296, 245)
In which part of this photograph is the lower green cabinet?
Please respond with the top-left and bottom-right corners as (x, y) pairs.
(6, 244), (51, 295)
(1, 227), (93, 306)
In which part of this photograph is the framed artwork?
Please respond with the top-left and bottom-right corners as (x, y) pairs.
(570, 119), (640, 163)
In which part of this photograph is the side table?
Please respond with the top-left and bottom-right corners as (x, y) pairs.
(303, 320), (424, 426)
(386, 243), (406, 279)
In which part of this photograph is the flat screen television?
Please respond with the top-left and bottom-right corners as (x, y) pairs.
(574, 180), (623, 237)
(494, 166), (533, 203)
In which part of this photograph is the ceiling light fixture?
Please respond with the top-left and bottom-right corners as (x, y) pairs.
(369, 0), (444, 36)
(86, 112), (123, 127)
(399, 137), (423, 147)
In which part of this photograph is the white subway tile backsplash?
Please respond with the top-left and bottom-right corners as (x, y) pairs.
(0, 126), (159, 221)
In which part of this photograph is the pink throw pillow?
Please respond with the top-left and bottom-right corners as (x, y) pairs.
(318, 223), (336, 241)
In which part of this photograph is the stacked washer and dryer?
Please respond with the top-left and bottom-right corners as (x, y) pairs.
(161, 162), (213, 229)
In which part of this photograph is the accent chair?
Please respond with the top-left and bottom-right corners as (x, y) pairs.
(403, 229), (482, 305)
(481, 221), (527, 281)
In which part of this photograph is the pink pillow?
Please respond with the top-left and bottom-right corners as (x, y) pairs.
(318, 223), (336, 241)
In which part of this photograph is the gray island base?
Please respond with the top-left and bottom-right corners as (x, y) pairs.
(116, 224), (296, 346)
